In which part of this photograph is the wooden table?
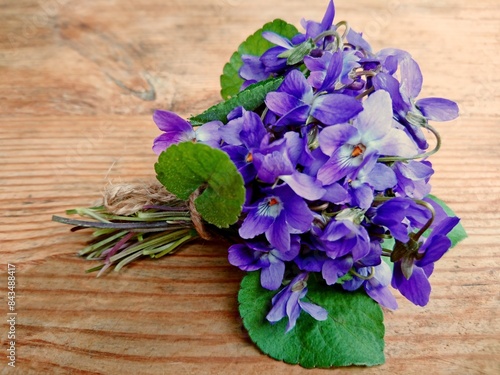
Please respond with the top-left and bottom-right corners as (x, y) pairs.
(1, 0), (499, 374)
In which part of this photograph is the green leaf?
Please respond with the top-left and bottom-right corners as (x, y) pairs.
(238, 272), (385, 368)
(190, 78), (283, 126)
(154, 142), (245, 228)
(220, 19), (299, 100)
(426, 194), (468, 247)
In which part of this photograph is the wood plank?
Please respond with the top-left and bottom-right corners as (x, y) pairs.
(0, 0), (499, 373)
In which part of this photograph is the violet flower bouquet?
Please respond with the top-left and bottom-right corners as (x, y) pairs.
(54, 0), (467, 368)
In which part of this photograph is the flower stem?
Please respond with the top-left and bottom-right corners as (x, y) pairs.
(334, 20), (350, 39)
(53, 203), (201, 274)
(312, 30), (343, 51)
(413, 199), (436, 241)
(79, 230), (129, 256)
(355, 86), (374, 100)
(350, 266), (375, 280)
(378, 123), (441, 162)
(153, 231), (198, 258)
(372, 196), (436, 242)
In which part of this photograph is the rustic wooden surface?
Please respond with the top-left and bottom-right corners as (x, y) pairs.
(1, 0), (499, 374)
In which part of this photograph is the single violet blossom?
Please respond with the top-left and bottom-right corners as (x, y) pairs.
(239, 54), (269, 87)
(252, 136), (325, 201)
(228, 237), (300, 290)
(322, 255), (353, 285)
(152, 110), (222, 154)
(393, 160), (434, 199)
(317, 90), (418, 185)
(266, 273), (328, 332)
(392, 216), (460, 306)
(221, 109), (267, 183)
(259, 32), (295, 74)
(373, 52), (459, 149)
(239, 185), (313, 252)
(343, 261), (398, 310)
(379, 50), (459, 124)
(258, 0), (335, 75)
(304, 49), (361, 92)
(319, 208), (371, 261)
(371, 197), (431, 243)
(304, 50), (343, 92)
(347, 162), (397, 209)
(300, 0), (335, 41)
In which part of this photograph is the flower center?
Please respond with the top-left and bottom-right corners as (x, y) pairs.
(245, 152), (253, 163)
(268, 197), (279, 206)
(257, 196), (283, 218)
(351, 143), (366, 157)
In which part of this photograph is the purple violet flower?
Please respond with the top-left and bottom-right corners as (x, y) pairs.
(371, 197), (431, 243)
(373, 52), (459, 149)
(239, 54), (269, 85)
(391, 216), (460, 306)
(346, 28), (372, 53)
(228, 237), (300, 290)
(319, 208), (371, 261)
(259, 32), (295, 74)
(294, 245), (328, 273)
(221, 109), (267, 183)
(304, 49), (361, 92)
(322, 255), (353, 285)
(393, 160), (434, 199)
(342, 262), (398, 310)
(152, 110), (222, 154)
(300, 0), (335, 41)
(239, 185), (313, 252)
(304, 50), (343, 92)
(347, 162), (397, 209)
(252, 136), (325, 201)
(265, 69), (363, 127)
(317, 90), (418, 185)
(266, 273), (328, 332)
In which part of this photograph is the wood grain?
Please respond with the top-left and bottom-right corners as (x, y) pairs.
(0, 0), (499, 374)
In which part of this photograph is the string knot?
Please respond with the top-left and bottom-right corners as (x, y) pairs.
(102, 180), (212, 240)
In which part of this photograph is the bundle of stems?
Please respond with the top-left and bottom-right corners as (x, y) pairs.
(53, 205), (199, 276)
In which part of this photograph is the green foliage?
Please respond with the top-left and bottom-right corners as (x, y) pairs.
(220, 19), (299, 100)
(190, 78), (283, 126)
(155, 142), (245, 228)
(238, 272), (385, 368)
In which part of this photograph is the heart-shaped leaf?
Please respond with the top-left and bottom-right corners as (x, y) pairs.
(238, 272), (385, 368)
(155, 142), (245, 228)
